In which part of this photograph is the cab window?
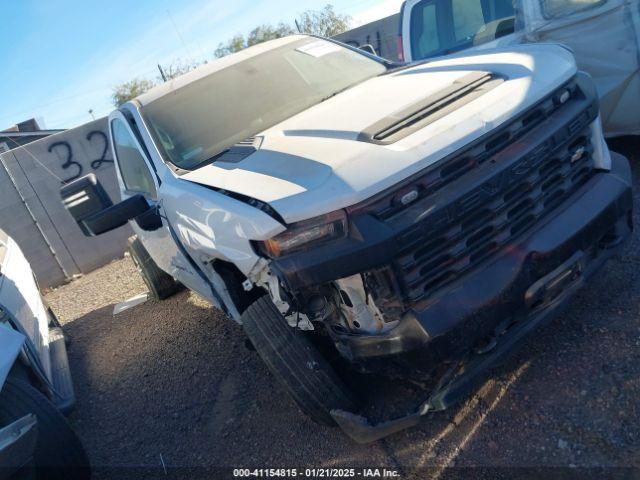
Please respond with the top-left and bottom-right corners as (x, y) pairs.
(410, 2), (441, 59)
(541, 0), (606, 18)
(111, 118), (156, 197)
(409, 0), (516, 60)
(452, 0), (486, 43)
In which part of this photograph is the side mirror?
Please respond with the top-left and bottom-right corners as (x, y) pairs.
(359, 44), (377, 56)
(61, 174), (157, 236)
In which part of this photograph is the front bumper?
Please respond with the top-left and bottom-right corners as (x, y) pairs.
(331, 152), (632, 443)
(335, 152), (632, 364)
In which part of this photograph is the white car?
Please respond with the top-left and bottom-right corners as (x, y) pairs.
(61, 35), (632, 442)
(0, 230), (89, 478)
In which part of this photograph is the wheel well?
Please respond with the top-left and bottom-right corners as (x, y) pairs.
(212, 260), (264, 314)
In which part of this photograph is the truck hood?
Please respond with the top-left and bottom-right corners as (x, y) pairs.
(182, 44), (577, 224)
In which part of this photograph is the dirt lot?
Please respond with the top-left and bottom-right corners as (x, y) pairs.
(45, 139), (640, 479)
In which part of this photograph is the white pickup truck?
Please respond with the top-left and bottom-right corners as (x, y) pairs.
(61, 35), (632, 442)
(0, 230), (88, 478)
(399, 0), (640, 136)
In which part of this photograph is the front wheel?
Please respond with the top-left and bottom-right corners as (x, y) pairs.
(128, 236), (183, 300)
(0, 377), (90, 480)
(241, 296), (358, 426)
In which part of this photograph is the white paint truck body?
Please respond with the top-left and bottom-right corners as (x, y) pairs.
(63, 35), (632, 441)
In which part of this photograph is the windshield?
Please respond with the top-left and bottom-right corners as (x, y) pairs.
(141, 38), (387, 170)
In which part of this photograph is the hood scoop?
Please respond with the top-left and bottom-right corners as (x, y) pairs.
(213, 136), (263, 164)
(358, 71), (504, 145)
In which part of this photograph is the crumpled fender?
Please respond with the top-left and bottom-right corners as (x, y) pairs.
(0, 326), (25, 389)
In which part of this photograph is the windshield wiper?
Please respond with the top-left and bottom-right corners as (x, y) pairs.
(319, 85), (357, 103)
(202, 148), (230, 166)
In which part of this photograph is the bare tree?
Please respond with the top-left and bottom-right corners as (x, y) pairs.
(111, 78), (156, 107)
(213, 4), (350, 58)
(157, 59), (202, 82)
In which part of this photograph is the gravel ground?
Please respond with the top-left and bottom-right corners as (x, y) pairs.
(46, 139), (640, 479)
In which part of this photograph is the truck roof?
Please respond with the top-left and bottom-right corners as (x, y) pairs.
(135, 35), (305, 107)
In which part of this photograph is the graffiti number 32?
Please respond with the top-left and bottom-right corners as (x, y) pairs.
(48, 141), (82, 184)
(86, 130), (113, 170)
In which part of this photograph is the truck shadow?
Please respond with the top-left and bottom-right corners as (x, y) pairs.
(61, 291), (393, 473)
(59, 285), (576, 476)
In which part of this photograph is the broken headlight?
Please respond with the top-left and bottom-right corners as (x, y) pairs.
(257, 210), (348, 258)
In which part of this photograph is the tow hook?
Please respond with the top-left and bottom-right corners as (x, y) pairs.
(525, 251), (584, 310)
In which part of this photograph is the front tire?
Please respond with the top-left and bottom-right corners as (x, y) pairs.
(0, 377), (90, 480)
(128, 236), (183, 300)
(241, 296), (358, 426)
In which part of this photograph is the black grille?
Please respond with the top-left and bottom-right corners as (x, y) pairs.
(393, 132), (595, 302)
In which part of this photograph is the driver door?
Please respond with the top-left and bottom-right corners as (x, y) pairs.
(109, 113), (211, 299)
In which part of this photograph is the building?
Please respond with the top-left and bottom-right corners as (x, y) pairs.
(334, 14), (402, 62)
(0, 119), (64, 153)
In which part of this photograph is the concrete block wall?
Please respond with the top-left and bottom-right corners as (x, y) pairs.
(0, 157), (65, 285)
(0, 118), (131, 288)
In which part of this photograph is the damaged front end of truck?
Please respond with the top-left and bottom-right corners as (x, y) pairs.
(249, 72), (633, 442)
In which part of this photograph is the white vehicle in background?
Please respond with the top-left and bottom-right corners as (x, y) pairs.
(400, 0), (640, 136)
(0, 230), (89, 479)
(61, 35), (631, 442)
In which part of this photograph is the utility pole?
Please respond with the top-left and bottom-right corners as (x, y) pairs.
(295, 19), (302, 33)
(158, 64), (168, 82)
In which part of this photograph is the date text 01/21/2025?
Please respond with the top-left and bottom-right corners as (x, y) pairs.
(232, 468), (401, 478)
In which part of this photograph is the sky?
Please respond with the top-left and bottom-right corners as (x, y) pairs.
(0, 0), (404, 130)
